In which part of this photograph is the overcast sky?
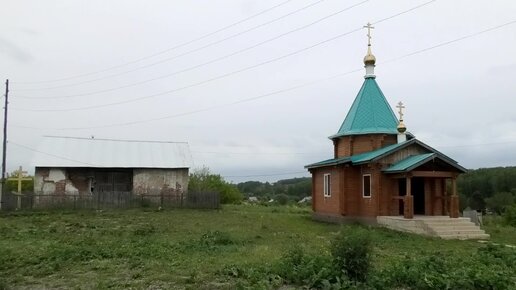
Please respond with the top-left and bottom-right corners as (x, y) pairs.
(1, 0), (516, 182)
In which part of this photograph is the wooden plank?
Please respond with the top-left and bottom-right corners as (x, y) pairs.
(410, 171), (455, 178)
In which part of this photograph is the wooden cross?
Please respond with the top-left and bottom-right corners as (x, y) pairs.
(7, 166), (32, 210)
(396, 101), (405, 121)
(363, 22), (375, 45)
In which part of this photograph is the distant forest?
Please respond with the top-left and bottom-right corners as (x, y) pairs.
(236, 177), (311, 201)
(236, 167), (516, 210)
(458, 166), (516, 212)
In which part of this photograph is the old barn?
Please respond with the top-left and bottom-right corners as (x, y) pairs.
(33, 136), (193, 196)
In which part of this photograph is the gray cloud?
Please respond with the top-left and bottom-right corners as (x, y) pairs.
(0, 37), (33, 63)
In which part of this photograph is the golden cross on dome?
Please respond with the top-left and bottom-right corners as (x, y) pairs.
(396, 101), (405, 121)
(363, 22), (375, 45)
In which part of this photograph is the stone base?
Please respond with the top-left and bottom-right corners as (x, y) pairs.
(377, 216), (490, 240)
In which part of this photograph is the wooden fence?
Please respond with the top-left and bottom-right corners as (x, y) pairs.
(0, 190), (220, 211)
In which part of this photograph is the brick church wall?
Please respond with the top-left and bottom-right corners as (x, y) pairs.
(334, 134), (397, 158)
(311, 167), (341, 216)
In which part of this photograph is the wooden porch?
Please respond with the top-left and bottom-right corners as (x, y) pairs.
(389, 171), (460, 219)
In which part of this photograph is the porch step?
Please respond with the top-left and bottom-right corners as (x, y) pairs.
(439, 233), (491, 240)
(377, 216), (490, 240)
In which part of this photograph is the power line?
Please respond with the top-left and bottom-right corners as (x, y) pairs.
(9, 141), (98, 166)
(436, 141), (516, 149)
(10, 139), (309, 179)
(11, 68), (362, 130)
(14, 0), (327, 92)
(14, 0), (366, 98)
(381, 19), (516, 65)
(10, 17), (516, 130)
(192, 151), (322, 155)
(11, 0), (294, 85)
(11, 0), (435, 112)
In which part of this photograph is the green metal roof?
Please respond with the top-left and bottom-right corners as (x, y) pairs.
(305, 156), (351, 169)
(305, 140), (410, 169)
(330, 78), (399, 139)
(350, 141), (409, 164)
(305, 139), (467, 172)
(382, 153), (435, 173)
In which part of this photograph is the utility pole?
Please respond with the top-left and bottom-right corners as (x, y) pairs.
(0, 79), (8, 210)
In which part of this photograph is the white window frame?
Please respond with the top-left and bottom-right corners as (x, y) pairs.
(323, 173), (331, 197)
(362, 174), (372, 198)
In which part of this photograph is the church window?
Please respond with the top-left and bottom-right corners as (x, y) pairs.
(363, 174), (371, 198)
(323, 173), (331, 197)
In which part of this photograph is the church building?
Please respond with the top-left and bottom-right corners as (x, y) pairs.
(305, 24), (468, 224)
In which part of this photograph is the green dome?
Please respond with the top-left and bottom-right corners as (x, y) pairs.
(330, 78), (398, 139)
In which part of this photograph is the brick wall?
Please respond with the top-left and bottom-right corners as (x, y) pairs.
(312, 167), (341, 215)
(334, 134), (397, 158)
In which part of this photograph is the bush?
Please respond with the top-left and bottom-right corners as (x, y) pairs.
(275, 246), (337, 288)
(503, 204), (516, 227)
(331, 229), (372, 282)
(275, 194), (289, 205)
(189, 166), (243, 204)
(374, 246), (516, 290)
(485, 192), (514, 214)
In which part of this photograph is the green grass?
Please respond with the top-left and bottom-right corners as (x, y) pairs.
(483, 215), (516, 245)
(0, 205), (513, 289)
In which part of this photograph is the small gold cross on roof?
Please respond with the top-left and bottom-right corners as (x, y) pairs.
(396, 101), (405, 121)
(363, 22), (375, 45)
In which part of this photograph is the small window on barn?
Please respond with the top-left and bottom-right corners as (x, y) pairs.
(363, 174), (371, 198)
(323, 173), (331, 197)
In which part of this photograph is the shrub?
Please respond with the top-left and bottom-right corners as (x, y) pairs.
(374, 247), (516, 290)
(485, 192), (514, 214)
(275, 194), (289, 205)
(189, 166), (243, 204)
(276, 246), (336, 288)
(331, 229), (372, 282)
(503, 204), (516, 227)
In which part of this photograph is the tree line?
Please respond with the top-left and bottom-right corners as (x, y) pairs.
(458, 166), (516, 213)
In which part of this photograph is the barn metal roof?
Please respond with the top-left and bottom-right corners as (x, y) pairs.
(32, 136), (193, 169)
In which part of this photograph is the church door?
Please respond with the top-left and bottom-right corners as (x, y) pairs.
(412, 177), (425, 215)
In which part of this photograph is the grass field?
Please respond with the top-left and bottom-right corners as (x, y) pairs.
(0, 205), (514, 289)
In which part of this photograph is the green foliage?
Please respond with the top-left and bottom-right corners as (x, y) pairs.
(275, 193), (289, 205)
(189, 166), (243, 204)
(199, 230), (235, 247)
(331, 229), (372, 283)
(274, 246), (337, 288)
(374, 246), (516, 290)
(1, 206), (516, 289)
(458, 166), (516, 205)
(467, 191), (486, 211)
(503, 204), (516, 227)
(5, 178), (34, 192)
(237, 177), (311, 200)
(485, 191), (514, 214)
